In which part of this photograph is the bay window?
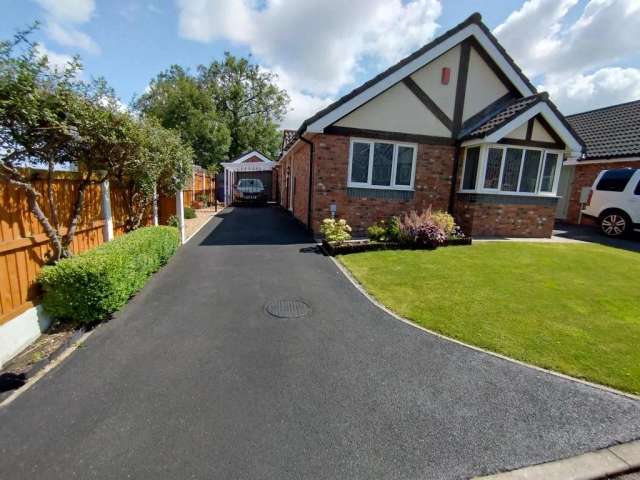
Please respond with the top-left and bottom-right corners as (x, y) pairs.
(460, 144), (562, 196)
(348, 138), (416, 190)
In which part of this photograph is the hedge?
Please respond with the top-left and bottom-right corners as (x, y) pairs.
(39, 226), (181, 323)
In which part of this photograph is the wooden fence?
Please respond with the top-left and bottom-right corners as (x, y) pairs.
(0, 170), (168, 325)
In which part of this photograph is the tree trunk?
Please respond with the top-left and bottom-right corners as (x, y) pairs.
(24, 185), (65, 262)
(46, 160), (60, 232)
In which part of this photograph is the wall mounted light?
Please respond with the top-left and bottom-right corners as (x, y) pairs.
(329, 202), (337, 218)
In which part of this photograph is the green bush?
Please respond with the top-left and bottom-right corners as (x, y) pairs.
(367, 220), (387, 242)
(320, 218), (352, 244)
(167, 215), (179, 228)
(39, 226), (181, 323)
(432, 210), (456, 236)
(184, 206), (196, 219)
(386, 216), (401, 242)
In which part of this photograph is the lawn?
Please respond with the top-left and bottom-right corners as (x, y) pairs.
(339, 242), (640, 394)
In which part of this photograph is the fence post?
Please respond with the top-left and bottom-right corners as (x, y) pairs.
(176, 189), (185, 244)
(152, 185), (159, 226)
(100, 178), (114, 241)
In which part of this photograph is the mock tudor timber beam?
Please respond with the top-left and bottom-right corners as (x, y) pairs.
(402, 77), (454, 132)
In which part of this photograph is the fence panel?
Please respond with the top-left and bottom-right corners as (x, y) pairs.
(0, 173), (105, 324)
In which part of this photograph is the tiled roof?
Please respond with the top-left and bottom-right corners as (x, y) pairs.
(566, 100), (640, 160)
(461, 94), (543, 139)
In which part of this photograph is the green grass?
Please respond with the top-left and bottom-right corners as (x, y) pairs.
(339, 243), (640, 394)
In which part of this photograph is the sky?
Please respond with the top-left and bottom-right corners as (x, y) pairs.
(1, 0), (640, 129)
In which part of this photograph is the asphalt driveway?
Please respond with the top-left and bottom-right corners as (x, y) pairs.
(1, 206), (639, 479)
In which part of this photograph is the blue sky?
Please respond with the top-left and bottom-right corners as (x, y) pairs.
(2, 1), (639, 128)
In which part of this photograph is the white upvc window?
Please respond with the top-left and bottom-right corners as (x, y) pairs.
(459, 143), (563, 196)
(347, 138), (417, 190)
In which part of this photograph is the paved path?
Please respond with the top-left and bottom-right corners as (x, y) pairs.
(1, 206), (639, 479)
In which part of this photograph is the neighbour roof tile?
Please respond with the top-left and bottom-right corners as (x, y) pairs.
(566, 100), (640, 160)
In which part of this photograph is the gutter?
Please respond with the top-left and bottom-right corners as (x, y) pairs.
(299, 136), (314, 232)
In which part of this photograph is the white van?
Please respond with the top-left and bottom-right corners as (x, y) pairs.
(582, 168), (640, 236)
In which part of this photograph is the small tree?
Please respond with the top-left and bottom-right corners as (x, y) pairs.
(112, 117), (193, 232)
(0, 28), (113, 261)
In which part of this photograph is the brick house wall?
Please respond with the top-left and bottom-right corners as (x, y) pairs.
(566, 160), (639, 224)
(277, 133), (562, 238)
(455, 194), (556, 237)
(278, 141), (311, 225)
(308, 134), (456, 234)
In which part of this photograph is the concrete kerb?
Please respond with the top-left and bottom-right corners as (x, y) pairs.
(474, 440), (640, 479)
(0, 330), (93, 409)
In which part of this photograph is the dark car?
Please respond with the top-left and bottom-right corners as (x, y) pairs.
(234, 178), (267, 204)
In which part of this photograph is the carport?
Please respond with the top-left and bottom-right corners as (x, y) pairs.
(221, 150), (276, 205)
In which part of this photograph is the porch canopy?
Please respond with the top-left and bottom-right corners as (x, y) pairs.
(221, 151), (275, 204)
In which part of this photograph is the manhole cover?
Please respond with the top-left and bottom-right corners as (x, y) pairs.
(265, 299), (311, 318)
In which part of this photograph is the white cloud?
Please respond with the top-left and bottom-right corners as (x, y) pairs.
(34, 43), (76, 73)
(267, 68), (334, 130)
(495, 0), (640, 114)
(46, 22), (100, 54)
(35, 0), (98, 54)
(35, 0), (95, 23)
(540, 67), (640, 114)
(177, 0), (442, 96)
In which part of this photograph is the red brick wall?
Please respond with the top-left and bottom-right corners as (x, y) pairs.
(277, 141), (311, 225)
(455, 197), (556, 237)
(309, 134), (456, 234)
(566, 160), (639, 224)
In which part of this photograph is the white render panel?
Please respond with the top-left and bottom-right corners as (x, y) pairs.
(503, 122), (528, 140)
(334, 82), (451, 137)
(463, 48), (509, 122)
(0, 305), (51, 369)
(532, 118), (555, 142)
(410, 45), (460, 120)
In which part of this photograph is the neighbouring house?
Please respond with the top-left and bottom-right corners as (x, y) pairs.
(221, 150), (276, 205)
(555, 99), (640, 224)
(276, 13), (584, 238)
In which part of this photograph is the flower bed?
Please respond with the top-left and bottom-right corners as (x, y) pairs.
(321, 237), (472, 256)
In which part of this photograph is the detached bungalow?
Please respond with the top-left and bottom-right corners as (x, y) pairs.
(556, 99), (640, 223)
(277, 13), (584, 237)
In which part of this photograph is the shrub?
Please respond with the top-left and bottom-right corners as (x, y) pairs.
(196, 194), (209, 207)
(386, 216), (401, 242)
(398, 208), (447, 247)
(432, 210), (455, 236)
(39, 226), (181, 323)
(320, 218), (352, 244)
(367, 220), (388, 242)
(166, 215), (179, 228)
(184, 206), (196, 219)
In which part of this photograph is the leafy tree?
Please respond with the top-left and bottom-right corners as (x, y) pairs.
(0, 27), (111, 261)
(198, 53), (289, 160)
(135, 65), (229, 168)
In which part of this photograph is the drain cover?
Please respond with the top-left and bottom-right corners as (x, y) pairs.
(265, 299), (311, 318)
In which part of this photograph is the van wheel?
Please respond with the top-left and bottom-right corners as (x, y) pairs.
(599, 210), (630, 237)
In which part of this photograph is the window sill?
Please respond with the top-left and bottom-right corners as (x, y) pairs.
(457, 192), (559, 206)
(347, 187), (415, 201)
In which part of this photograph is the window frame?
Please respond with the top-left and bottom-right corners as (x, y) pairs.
(347, 137), (417, 191)
(460, 143), (563, 197)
